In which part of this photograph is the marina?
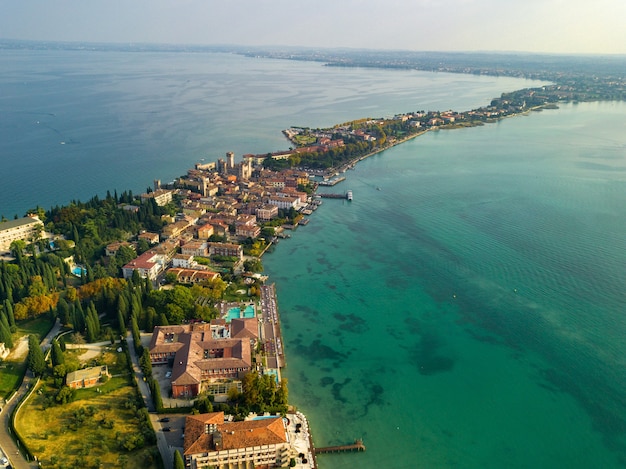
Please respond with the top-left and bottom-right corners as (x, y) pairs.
(318, 176), (346, 186)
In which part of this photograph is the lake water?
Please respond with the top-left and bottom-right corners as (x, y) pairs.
(1, 49), (536, 218)
(264, 100), (626, 468)
(2, 49), (625, 468)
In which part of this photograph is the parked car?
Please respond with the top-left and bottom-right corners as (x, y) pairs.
(165, 371), (172, 378)
(160, 417), (170, 423)
(162, 427), (171, 432)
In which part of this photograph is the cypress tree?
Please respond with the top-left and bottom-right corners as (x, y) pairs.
(0, 321), (13, 349)
(0, 311), (10, 332)
(51, 339), (65, 366)
(118, 309), (127, 337)
(86, 264), (94, 283)
(117, 294), (128, 320)
(74, 298), (84, 316)
(27, 335), (46, 376)
(85, 316), (96, 343)
(87, 302), (100, 337)
(131, 297), (141, 319)
(57, 297), (70, 325)
(157, 313), (169, 327)
(173, 450), (185, 469)
(73, 308), (85, 334)
(131, 315), (141, 353)
(4, 299), (15, 328)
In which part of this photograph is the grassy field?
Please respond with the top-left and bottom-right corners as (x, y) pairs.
(291, 134), (317, 146)
(0, 360), (27, 400)
(16, 349), (162, 469)
(16, 315), (55, 341)
(0, 316), (56, 399)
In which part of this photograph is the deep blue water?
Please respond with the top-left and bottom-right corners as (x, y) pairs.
(1, 49), (537, 218)
(3, 49), (626, 468)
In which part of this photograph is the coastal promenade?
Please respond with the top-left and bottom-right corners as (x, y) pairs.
(260, 284), (285, 370)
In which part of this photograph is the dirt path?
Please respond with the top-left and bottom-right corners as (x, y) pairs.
(8, 336), (29, 360)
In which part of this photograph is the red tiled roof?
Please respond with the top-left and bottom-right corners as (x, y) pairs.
(184, 412), (287, 456)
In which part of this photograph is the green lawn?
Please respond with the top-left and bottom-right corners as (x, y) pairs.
(0, 360), (27, 400)
(16, 316), (55, 341)
(16, 350), (162, 469)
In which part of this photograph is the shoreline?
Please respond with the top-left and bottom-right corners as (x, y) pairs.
(315, 104), (553, 177)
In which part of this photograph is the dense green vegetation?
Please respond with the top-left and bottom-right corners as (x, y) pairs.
(191, 372), (289, 420)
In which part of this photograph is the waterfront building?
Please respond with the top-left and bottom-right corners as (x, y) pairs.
(267, 196), (300, 210)
(236, 223), (261, 239)
(0, 215), (44, 251)
(148, 319), (258, 399)
(183, 412), (292, 469)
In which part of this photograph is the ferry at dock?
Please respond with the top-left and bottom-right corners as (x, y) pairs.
(346, 190), (353, 201)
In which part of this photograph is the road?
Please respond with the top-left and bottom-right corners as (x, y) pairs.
(125, 334), (175, 469)
(260, 284), (285, 370)
(0, 322), (178, 469)
(0, 319), (62, 469)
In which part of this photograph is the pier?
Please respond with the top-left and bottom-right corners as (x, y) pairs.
(318, 192), (351, 200)
(315, 439), (366, 454)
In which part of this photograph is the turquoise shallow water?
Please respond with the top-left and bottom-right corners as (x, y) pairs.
(264, 102), (626, 468)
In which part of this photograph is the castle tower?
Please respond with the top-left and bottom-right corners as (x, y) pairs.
(227, 151), (235, 169)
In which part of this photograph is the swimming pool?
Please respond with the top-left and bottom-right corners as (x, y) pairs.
(72, 266), (86, 276)
(226, 305), (255, 322)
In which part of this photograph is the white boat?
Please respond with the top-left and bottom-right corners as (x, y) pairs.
(346, 190), (353, 201)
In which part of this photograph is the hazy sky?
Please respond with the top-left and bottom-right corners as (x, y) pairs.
(1, 0), (625, 54)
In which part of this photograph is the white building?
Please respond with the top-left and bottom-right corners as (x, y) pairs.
(0, 216), (44, 251)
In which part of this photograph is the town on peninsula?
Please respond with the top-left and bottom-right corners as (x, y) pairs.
(0, 46), (624, 469)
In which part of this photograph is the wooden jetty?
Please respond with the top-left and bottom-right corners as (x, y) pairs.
(315, 439), (366, 454)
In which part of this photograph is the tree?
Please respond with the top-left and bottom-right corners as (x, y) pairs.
(27, 334), (46, 376)
(51, 339), (65, 366)
(116, 245), (137, 266)
(118, 309), (127, 336)
(244, 259), (263, 273)
(173, 450), (185, 469)
(9, 240), (26, 258)
(57, 297), (71, 325)
(55, 385), (75, 404)
(4, 299), (15, 328)
(0, 321), (13, 349)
